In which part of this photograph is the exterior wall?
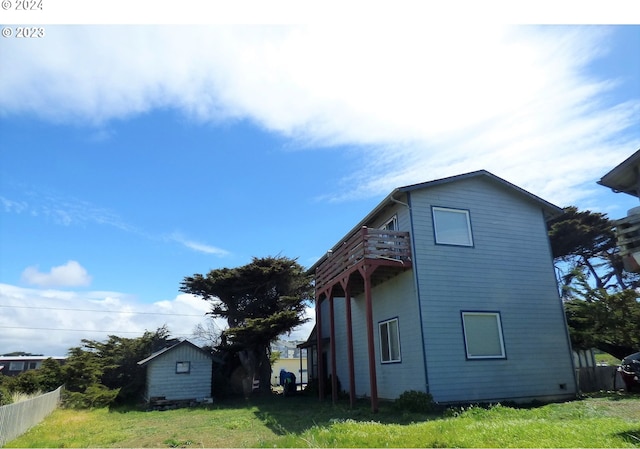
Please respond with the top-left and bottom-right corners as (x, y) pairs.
(320, 199), (427, 400)
(144, 344), (212, 401)
(407, 176), (576, 403)
(0, 357), (66, 377)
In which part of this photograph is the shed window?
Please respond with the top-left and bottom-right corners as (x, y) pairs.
(379, 318), (401, 363)
(432, 207), (473, 246)
(462, 312), (506, 359)
(176, 361), (191, 374)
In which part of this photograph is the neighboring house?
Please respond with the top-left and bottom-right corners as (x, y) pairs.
(137, 340), (214, 403)
(270, 340), (308, 387)
(303, 170), (577, 411)
(0, 356), (66, 377)
(597, 148), (640, 272)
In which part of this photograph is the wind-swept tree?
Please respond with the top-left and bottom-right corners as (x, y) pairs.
(180, 256), (313, 395)
(549, 206), (640, 358)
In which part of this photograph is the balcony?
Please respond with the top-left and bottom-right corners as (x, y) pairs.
(314, 227), (412, 296)
(616, 211), (640, 272)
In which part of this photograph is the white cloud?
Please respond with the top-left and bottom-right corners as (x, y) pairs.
(21, 261), (93, 288)
(0, 283), (313, 355)
(0, 283), (223, 355)
(1, 25), (638, 207)
(169, 232), (230, 256)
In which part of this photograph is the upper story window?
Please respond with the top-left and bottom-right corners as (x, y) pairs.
(432, 207), (473, 246)
(381, 215), (398, 231)
(461, 311), (506, 359)
(379, 318), (401, 363)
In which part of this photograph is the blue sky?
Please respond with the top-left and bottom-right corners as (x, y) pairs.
(1, 21), (639, 355)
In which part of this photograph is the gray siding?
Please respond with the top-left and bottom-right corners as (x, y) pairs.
(408, 176), (575, 403)
(144, 344), (212, 401)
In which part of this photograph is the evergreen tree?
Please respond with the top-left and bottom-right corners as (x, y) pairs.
(549, 207), (640, 358)
(180, 256), (313, 395)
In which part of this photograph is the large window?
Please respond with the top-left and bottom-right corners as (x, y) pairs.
(432, 207), (473, 246)
(379, 318), (401, 363)
(461, 312), (506, 359)
(9, 362), (24, 371)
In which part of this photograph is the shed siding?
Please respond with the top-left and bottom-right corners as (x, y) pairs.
(144, 344), (212, 401)
(408, 176), (575, 402)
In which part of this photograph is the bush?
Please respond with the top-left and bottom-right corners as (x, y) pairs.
(63, 384), (120, 409)
(394, 390), (436, 413)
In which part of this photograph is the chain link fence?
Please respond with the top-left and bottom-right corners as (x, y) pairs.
(0, 386), (62, 447)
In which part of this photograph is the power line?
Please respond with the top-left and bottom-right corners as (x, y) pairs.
(0, 304), (206, 317)
(0, 325), (194, 336)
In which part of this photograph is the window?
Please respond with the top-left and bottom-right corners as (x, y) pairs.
(9, 362), (24, 371)
(381, 215), (397, 231)
(432, 207), (473, 246)
(175, 361), (191, 374)
(379, 318), (401, 363)
(461, 312), (506, 359)
(28, 362), (38, 370)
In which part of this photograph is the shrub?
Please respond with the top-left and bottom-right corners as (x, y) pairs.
(394, 390), (436, 413)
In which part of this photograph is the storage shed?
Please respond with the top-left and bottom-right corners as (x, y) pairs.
(137, 340), (213, 403)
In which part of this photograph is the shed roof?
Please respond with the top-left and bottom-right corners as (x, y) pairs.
(137, 340), (216, 367)
(598, 149), (640, 197)
(308, 169), (563, 273)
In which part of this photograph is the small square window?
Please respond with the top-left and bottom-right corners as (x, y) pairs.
(433, 207), (473, 246)
(461, 312), (506, 359)
(176, 361), (191, 374)
(379, 318), (401, 363)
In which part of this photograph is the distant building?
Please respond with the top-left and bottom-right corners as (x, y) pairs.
(0, 356), (67, 377)
(270, 340), (307, 387)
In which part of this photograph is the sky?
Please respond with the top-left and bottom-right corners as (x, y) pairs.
(1, 7), (639, 355)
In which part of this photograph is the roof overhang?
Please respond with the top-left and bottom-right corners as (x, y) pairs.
(307, 170), (563, 274)
(598, 149), (640, 198)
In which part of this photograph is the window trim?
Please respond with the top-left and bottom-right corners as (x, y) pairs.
(380, 214), (398, 231)
(432, 206), (474, 247)
(461, 311), (506, 360)
(175, 361), (191, 374)
(379, 317), (402, 364)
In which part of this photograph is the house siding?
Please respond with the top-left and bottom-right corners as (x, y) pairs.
(320, 200), (427, 400)
(144, 344), (212, 401)
(408, 176), (575, 403)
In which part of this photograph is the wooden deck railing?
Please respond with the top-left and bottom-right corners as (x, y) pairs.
(315, 227), (411, 290)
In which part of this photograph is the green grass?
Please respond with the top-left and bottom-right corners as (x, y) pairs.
(7, 393), (640, 448)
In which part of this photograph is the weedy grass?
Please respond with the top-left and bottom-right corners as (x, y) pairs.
(6, 393), (640, 448)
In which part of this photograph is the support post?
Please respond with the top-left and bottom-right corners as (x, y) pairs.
(363, 266), (379, 413)
(343, 280), (356, 408)
(329, 292), (338, 405)
(316, 292), (324, 401)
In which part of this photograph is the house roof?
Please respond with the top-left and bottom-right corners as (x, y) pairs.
(137, 340), (216, 367)
(597, 149), (640, 198)
(308, 170), (563, 273)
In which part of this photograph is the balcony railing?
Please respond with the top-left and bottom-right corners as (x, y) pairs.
(315, 227), (412, 291)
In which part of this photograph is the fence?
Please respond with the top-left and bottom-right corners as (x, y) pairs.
(0, 386), (62, 447)
(576, 366), (625, 393)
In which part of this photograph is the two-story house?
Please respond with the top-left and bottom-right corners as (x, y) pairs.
(304, 170), (577, 411)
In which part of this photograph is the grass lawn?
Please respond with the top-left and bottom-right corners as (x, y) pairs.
(7, 393), (640, 448)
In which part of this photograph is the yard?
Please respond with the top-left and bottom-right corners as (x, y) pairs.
(7, 393), (640, 448)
